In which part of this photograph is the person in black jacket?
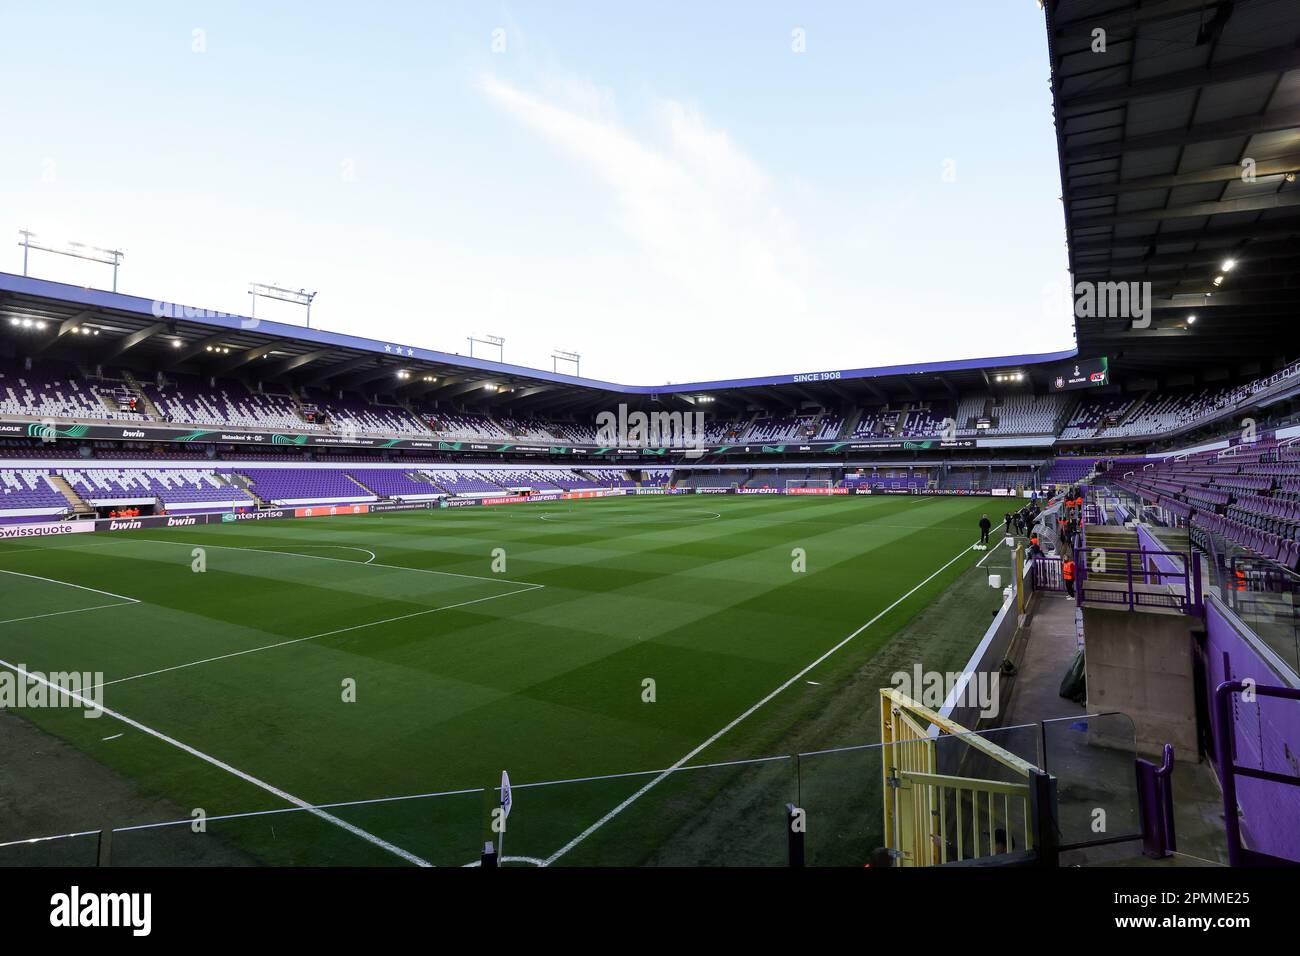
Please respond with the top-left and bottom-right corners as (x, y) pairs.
(979, 514), (991, 546)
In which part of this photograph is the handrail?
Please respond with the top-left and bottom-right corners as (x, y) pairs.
(880, 687), (1038, 777)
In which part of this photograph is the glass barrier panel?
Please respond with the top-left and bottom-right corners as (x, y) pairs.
(1042, 712), (1140, 848)
(110, 789), (486, 867)
(536, 756), (800, 867)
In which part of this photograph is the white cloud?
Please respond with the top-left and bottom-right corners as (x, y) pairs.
(478, 72), (808, 324)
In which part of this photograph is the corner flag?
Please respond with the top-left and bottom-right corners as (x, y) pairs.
(497, 770), (513, 861)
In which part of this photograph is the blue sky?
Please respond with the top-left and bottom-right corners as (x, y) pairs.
(0, 1), (1074, 385)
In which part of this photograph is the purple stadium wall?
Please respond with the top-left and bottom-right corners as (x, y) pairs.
(1203, 598), (1300, 862)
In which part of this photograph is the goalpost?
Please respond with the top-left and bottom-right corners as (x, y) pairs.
(785, 479), (832, 491)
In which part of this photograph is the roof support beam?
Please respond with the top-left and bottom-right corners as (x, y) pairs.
(1058, 44), (1300, 109)
(31, 309), (94, 354)
(1053, 0), (1233, 38)
(1064, 107), (1300, 164)
(1067, 220), (1300, 256)
(168, 331), (231, 368)
(306, 354), (374, 386)
(1068, 155), (1300, 200)
(266, 348), (332, 379)
(214, 340), (290, 376)
(1072, 190), (1300, 228)
(100, 321), (166, 363)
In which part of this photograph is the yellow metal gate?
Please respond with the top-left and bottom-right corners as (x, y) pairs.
(880, 688), (1042, 866)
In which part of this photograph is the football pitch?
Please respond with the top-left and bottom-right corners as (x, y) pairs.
(0, 494), (1014, 867)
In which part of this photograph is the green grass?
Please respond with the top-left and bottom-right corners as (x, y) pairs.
(0, 493), (1011, 866)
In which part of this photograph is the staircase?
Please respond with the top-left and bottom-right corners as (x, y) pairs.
(94, 389), (121, 417)
(484, 415), (512, 441)
(838, 408), (862, 440)
(736, 411), (762, 442)
(346, 473), (379, 496)
(228, 472), (269, 508)
(46, 475), (95, 516)
(411, 470), (456, 495)
(397, 399), (436, 434)
(884, 409), (903, 436)
(1081, 526), (1141, 583)
(1097, 391), (1151, 437)
(285, 387), (319, 428)
(121, 370), (162, 420)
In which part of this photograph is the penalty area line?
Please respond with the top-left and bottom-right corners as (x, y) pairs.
(93, 583), (544, 691)
(0, 655), (432, 867)
(543, 537), (982, 866)
(0, 601), (139, 628)
(0, 567), (141, 605)
(0, 567), (142, 627)
(111, 537), (544, 589)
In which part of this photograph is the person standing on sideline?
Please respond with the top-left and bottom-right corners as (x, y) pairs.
(979, 514), (991, 546)
(1063, 554), (1076, 597)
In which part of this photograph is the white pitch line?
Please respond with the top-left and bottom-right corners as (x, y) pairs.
(976, 538), (1005, 568)
(543, 537), (982, 866)
(0, 655), (431, 867)
(263, 545), (376, 564)
(462, 855), (546, 868)
(0, 567), (140, 604)
(539, 509), (720, 522)
(94, 583), (543, 690)
(0, 600), (139, 627)
(121, 538), (542, 589)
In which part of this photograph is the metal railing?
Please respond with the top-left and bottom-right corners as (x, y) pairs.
(879, 688), (1050, 866)
(1075, 547), (1203, 615)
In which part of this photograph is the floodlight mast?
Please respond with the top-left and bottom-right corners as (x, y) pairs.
(468, 334), (505, 362)
(551, 349), (580, 375)
(249, 282), (317, 327)
(19, 229), (125, 291)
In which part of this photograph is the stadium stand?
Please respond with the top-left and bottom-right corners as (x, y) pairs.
(0, 361), (143, 422)
(143, 374), (312, 430)
(1059, 397), (1135, 439)
(0, 469), (69, 519)
(62, 469), (253, 509)
(957, 393), (1066, 437)
(238, 468), (377, 505)
(346, 469), (445, 499)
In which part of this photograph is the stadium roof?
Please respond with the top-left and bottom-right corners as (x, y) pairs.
(1047, 0), (1300, 378)
(0, 271), (1078, 416)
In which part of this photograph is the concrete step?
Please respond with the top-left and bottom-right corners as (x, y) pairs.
(231, 472), (268, 508)
(346, 473), (374, 495)
(121, 370), (163, 420)
(46, 474), (94, 514)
